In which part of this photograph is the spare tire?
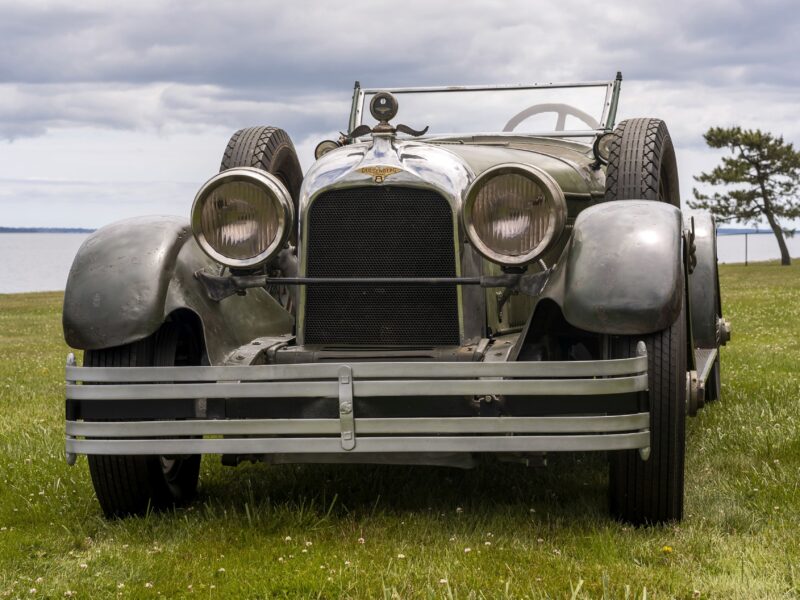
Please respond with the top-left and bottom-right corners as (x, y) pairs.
(604, 118), (680, 206)
(220, 126), (304, 212)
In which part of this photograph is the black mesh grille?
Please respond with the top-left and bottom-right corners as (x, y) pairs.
(304, 186), (460, 346)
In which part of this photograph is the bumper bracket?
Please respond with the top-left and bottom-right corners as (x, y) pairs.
(338, 365), (355, 450)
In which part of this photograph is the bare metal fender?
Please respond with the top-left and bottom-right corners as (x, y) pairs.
(685, 210), (721, 348)
(62, 216), (294, 363)
(545, 200), (684, 335)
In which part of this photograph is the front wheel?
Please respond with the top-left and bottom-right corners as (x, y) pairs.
(608, 300), (687, 525)
(85, 318), (202, 518)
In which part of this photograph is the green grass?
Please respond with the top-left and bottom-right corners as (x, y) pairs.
(1, 263), (798, 599)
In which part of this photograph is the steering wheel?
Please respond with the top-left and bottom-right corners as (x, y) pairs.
(503, 103), (599, 132)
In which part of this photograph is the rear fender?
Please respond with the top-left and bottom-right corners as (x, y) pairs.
(685, 210), (721, 348)
(63, 216), (293, 364)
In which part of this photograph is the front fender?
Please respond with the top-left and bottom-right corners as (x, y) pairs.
(63, 216), (294, 363)
(544, 200), (684, 335)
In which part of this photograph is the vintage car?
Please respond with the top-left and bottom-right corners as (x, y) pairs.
(63, 73), (730, 524)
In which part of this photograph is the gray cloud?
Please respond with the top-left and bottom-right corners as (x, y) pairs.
(1, 0), (797, 141)
(0, 0), (798, 228)
(0, 82), (350, 140)
(2, 1), (798, 88)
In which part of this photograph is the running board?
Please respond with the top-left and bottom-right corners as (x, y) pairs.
(688, 347), (718, 416)
(695, 348), (718, 385)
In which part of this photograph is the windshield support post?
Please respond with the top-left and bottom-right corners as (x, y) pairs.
(348, 80), (362, 134)
(605, 71), (623, 131)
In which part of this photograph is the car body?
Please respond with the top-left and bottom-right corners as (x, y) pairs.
(63, 74), (729, 523)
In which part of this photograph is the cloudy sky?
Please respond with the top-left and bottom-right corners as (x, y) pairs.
(1, 0), (798, 228)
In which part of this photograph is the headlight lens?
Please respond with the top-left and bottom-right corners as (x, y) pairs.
(463, 164), (566, 265)
(191, 167), (294, 268)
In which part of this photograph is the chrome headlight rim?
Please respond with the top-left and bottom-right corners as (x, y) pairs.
(462, 163), (567, 266)
(593, 132), (613, 165)
(191, 167), (294, 269)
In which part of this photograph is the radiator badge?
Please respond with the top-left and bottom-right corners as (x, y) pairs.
(358, 165), (402, 183)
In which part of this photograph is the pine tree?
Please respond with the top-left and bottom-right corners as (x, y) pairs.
(689, 127), (800, 266)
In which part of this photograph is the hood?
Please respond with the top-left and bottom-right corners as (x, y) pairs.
(299, 135), (473, 214)
(433, 136), (601, 197)
(300, 134), (601, 213)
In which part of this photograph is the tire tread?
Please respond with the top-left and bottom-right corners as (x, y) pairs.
(85, 324), (200, 518)
(219, 126), (303, 203)
(609, 302), (686, 524)
(604, 117), (679, 206)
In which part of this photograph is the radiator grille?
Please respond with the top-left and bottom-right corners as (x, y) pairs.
(303, 186), (460, 346)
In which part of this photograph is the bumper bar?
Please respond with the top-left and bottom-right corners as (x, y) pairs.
(65, 349), (649, 460)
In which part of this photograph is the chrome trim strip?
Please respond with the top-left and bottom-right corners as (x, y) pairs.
(67, 355), (648, 382)
(66, 375), (647, 400)
(66, 413), (650, 437)
(360, 82), (614, 93)
(66, 432), (650, 456)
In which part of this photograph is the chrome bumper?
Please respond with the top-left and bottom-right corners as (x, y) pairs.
(65, 351), (649, 461)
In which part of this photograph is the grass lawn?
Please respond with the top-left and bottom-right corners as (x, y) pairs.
(1, 263), (798, 599)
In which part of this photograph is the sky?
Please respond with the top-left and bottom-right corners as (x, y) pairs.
(0, 0), (798, 228)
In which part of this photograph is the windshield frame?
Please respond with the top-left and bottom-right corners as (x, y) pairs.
(348, 76), (622, 138)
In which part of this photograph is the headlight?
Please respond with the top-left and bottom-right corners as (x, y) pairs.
(593, 132), (613, 164)
(191, 167), (294, 268)
(462, 163), (566, 266)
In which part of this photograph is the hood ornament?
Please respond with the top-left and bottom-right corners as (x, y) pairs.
(344, 91), (429, 141)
